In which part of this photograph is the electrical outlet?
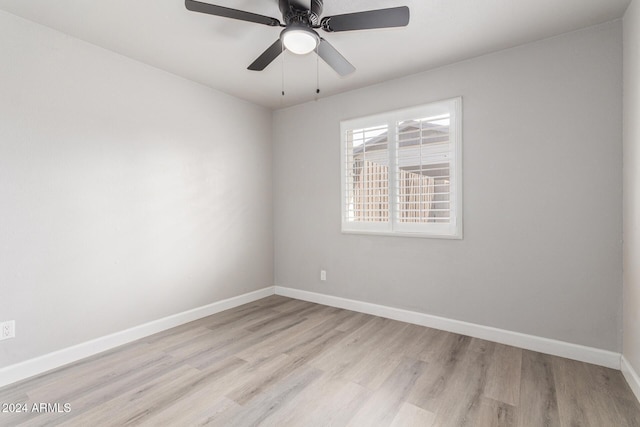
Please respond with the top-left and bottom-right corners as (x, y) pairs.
(320, 270), (327, 281)
(0, 320), (15, 340)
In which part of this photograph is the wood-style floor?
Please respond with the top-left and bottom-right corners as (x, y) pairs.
(1, 295), (639, 426)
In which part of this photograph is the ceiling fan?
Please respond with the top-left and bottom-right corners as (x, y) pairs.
(185, 0), (410, 76)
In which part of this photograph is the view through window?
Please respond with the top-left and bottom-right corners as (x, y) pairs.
(341, 98), (462, 238)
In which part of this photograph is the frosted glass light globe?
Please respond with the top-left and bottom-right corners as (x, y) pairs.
(282, 28), (318, 55)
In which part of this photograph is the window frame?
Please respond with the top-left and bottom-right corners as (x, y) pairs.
(340, 97), (463, 239)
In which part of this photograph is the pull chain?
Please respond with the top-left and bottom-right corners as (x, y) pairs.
(315, 46), (320, 99)
(281, 44), (285, 100)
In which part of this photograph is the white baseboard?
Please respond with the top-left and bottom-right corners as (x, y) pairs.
(0, 286), (275, 389)
(274, 286), (622, 370)
(622, 356), (640, 403)
(1, 285), (626, 391)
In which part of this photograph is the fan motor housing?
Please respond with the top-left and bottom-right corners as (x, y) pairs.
(310, 0), (323, 23)
(280, 0), (323, 26)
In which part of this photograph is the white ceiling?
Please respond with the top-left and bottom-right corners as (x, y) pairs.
(0, 0), (630, 109)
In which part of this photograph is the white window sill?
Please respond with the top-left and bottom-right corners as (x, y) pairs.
(341, 229), (463, 240)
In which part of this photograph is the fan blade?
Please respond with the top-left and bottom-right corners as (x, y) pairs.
(317, 39), (355, 76)
(248, 39), (283, 71)
(185, 0), (281, 27)
(321, 6), (409, 32)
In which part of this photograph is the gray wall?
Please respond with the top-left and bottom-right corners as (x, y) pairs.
(624, 0), (640, 373)
(0, 11), (273, 367)
(273, 21), (623, 351)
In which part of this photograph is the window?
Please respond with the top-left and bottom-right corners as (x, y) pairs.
(341, 97), (462, 238)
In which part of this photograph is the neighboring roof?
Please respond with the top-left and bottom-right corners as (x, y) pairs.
(353, 120), (449, 154)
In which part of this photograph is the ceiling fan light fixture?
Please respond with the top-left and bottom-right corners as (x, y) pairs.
(282, 27), (319, 55)
(186, 0), (411, 75)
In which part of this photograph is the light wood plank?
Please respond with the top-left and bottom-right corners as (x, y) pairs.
(517, 351), (560, 427)
(484, 343), (522, 406)
(430, 341), (495, 426)
(0, 296), (637, 427)
(406, 333), (472, 412)
(261, 373), (370, 427)
(390, 402), (435, 427)
(470, 397), (516, 427)
(347, 358), (428, 426)
(553, 355), (637, 427)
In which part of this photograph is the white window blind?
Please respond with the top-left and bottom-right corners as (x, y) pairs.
(341, 97), (462, 238)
